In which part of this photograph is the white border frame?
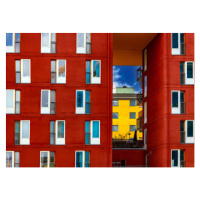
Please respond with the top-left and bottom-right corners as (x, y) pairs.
(76, 33), (86, 54)
(185, 61), (194, 85)
(41, 33), (51, 53)
(55, 120), (65, 145)
(20, 120), (30, 145)
(21, 59), (31, 83)
(6, 89), (15, 114)
(40, 151), (50, 167)
(90, 120), (100, 145)
(6, 33), (15, 53)
(6, 151), (14, 167)
(75, 90), (85, 114)
(185, 120), (194, 144)
(171, 90), (180, 114)
(75, 151), (85, 167)
(91, 60), (101, 84)
(172, 33), (180, 55)
(171, 149), (180, 167)
(41, 90), (50, 114)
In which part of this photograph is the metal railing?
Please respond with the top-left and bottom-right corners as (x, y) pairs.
(137, 66), (142, 81)
(137, 116), (143, 131)
(137, 90), (143, 106)
(180, 73), (185, 85)
(181, 43), (185, 55)
(181, 102), (185, 114)
(180, 131), (185, 144)
(112, 139), (143, 148)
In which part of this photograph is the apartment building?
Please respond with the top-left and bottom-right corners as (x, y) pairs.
(6, 33), (113, 167)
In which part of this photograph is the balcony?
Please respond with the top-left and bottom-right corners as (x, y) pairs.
(112, 139), (143, 148)
(137, 110), (143, 132)
(180, 131), (185, 144)
(136, 66), (142, 81)
(180, 43), (185, 55)
(137, 90), (143, 106)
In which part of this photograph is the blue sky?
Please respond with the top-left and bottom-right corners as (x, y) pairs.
(113, 65), (141, 93)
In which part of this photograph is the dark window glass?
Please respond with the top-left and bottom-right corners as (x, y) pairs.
(58, 121), (64, 138)
(180, 92), (184, 102)
(180, 121), (184, 132)
(85, 121), (90, 145)
(76, 91), (83, 107)
(172, 150), (178, 167)
(187, 121), (193, 137)
(172, 33), (178, 48)
(85, 151), (90, 167)
(180, 150), (184, 161)
(180, 33), (184, 43)
(86, 61), (91, 83)
(172, 92), (178, 107)
(85, 91), (91, 114)
(180, 63), (184, 73)
(76, 152), (83, 167)
(187, 62), (193, 78)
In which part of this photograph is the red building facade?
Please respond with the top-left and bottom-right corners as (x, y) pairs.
(6, 33), (113, 167)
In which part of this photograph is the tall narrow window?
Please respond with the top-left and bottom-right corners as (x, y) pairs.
(75, 151), (90, 167)
(172, 91), (180, 114)
(76, 90), (91, 114)
(91, 121), (100, 145)
(15, 90), (20, 114)
(56, 120), (65, 145)
(21, 59), (31, 83)
(57, 60), (66, 83)
(51, 60), (56, 83)
(180, 92), (185, 114)
(144, 49), (147, 71)
(50, 90), (56, 114)
(41, 90), (56, 114)
(86, 61), (91, 83)
(20, 120), (30, 145)
(6, 151), (20, 167)
(172, 33), (185, 55)
(15, 121), (20, 145)
(185, 120), (194, 144)
(85, 91), (91, 114)
(77, 33), (91, 54)
(41, 33), (56, 53)
(15, 60), (21, 83)
(85, 121), (90, 145)
(50, 121), (55, 145)
(144, 102), (147, 124)
(144, 128), (147, 149)
(180, 62), (185, 85)
(144, 75), (147, 97)
(86, 33), (91, 54)
(91, 60), (101, 84)
(180, 121), (185, 144)
(50, 152), (55, 167)
(6, 33), (20, 53)
(6, 89), (20, 114)
(171, 150), (185, 167)
(15, 33), (20, 53)
(14, 152), (20, 167)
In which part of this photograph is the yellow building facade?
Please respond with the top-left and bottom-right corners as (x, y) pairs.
(112, 92), (143, 140)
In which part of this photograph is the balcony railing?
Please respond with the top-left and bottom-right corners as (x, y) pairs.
(137, 90), (143, 106)
(137, 116), (143, 131)
(180, 131), (185, 144)
(112, 139), (143, 148)
(180, 160), (185, 167)
(180, 43), (185, 55)
(181, 102), (185, 114)
(137, 66), (143, 81)
(180, 73), (185, 85)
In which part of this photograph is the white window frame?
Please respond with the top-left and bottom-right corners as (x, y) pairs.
(185, 120), (194, 144)
(41, 90), (50, 114)
(55, 120), (65, 145)
(172, 33), (181, 55)
(40, 151), (50, 167)
(21, 59), (31, 83)
(90, 120), (100, 145)
(6, 151), (14, 167)
(144, 75), (147, 97)
(75, 151), (85, 168)
(76, 33), (86, 54)
(144, 49), (147, 71)
(56, 60), (66, 84)
(185, 61), (194, 85)
(41, 33), (51, 53)
(76, 90), (85, 114)
(6, 33), (15, 53)
(6, 89), (15, 114)
(171, 149), (180, 167)
(144, 102), (147, 124)
(91, 60), (101, 84)
(20, 120), (30, 145)
(171, 91), (180, 114)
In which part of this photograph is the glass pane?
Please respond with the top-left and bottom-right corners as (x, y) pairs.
(180, 33), (184, 43)
(15, 132), (20, 145)
(187, 121), (193, 137)
(86, 61), (90, 72)
(6, 152), (13, 167)
(51, 61), (56, 72)
(50, 152), (54, 163)
(42, 91), (49, 107)
(15, 33), (20, 42)
(187, 62), (193, 78)
(42, 33), (49, 47)
(22, 121), (29, 138)
(130, 125), (136, 131)
(23, 60), (30, 76)
(130, 100), (136, 106)
(50, 133), (55, 145)
(180, 92), (184, 102)
(51, 91), (55, 102)
(16, 60), (20, 71)
(51, 33), (56, 42)
(16, 91), (20, 101)
(93, 61), (100, 77)
(50, 102), (55, 114)
(180, 150), (184, 161)
(113, 113), (118, 119)
(86, 103), (90, 114)
(41, 152), (48, 167)
(113, 125), (118, 131)
(180, 121), (184, 132)
(85, 133), (90, 145)
(51, 43), (56, 53)
(92, 121), (99, 138)
(180, 62), (184, 73)
(76, 152), (83, 167)
(86, 91), (90, 102)
(6, 33), (13, 46)
(172, 150), (178, 167)
(15, 121), (20, 132)
(58, 121), (64, 138)
(85, 121), (90, 132)
(86, 33), (91, 42)
(85, 151), (89, 163)
(76, 91), (83, 107)
(58, 60), (65, 77)
(86, 73), (90, 84)
(15, 43), (20, 53)
(172, 33), (178, 48)
(15, 102), (20, 114)
(77, 33), (84, 47)
(51, 72), (56, 83)
(16, 73), (21, 83)
(15, 152), (19, 163)
(50, 121), (55, 133)
(172, 92), (178, 107)
(113, 100), (118, 106)
(6, 90), (14, 107)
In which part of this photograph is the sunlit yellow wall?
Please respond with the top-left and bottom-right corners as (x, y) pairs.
(112, 100), (143, 139)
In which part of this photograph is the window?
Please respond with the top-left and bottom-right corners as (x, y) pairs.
(75, 151), (90, 167)
(130, 100), (136, 106)
(50, 120), (65, 145)
(6, 33), (20, 53)
(186, 120), (194, 143)
(85, 121), (100, 145)
(180, 62), (194, 85)
(171, 91), (185, 114)
(41, 90), (56, 114)
(144, 75), (147, 97)
(6, 151), (20, 167)
(171, 150), (185, 167)
(113, 113), (118, 119)
(144, 102), (147, 124)
(76, 90), (91, 114)
(76, 33), (91, 54)
(144, 128), (147, 149)
(51, 59), (66, 84)
(113, 100), (118, 106)
(130, 112), (136, 119)
(112, 125), (118, 131)
(172, 33), (185, 55)
(6, 89), (20, 114)
(144, 49), (147, 71)
(40, 151), (55, 167)
(130, 125), (136, 131)
(15, 59), (31, 83)
(41, 33), (56, 53)
(14, 120), (30, 145)
(86, 60), (101, 84)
